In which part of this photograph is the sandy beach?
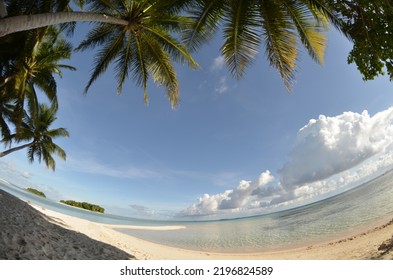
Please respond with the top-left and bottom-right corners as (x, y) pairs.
(1, 189), (392, 260)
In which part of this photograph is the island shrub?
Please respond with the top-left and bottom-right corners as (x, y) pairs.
(26, 188), (46, 198)
(60, 200), (105, 213)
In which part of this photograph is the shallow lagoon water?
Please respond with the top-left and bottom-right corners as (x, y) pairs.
(118, 171), (393, 252)
(2, 170), (393, 253)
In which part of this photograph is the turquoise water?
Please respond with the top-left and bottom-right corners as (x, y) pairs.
(117, 171), (393, 252)
(2, 170), (393, 253)
(0, 179), (169, 226)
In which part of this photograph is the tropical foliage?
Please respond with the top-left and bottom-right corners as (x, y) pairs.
(60, 200), (105, 213)
(0, 2), (74, 169)
(325, 0), (393, 81)
(76, 0), (199, 107)
(0, 103), (69, 171)
(178, 0), (345, 90)
(0, 0), (199, 107)
(0, 27), (75, 129)
(26, 187), (46, 198)
(1, 0), (393, 170)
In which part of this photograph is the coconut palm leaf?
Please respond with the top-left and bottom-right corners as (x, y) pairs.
(299, 0), (348, 37)
(142, 31), (179, 107)
(221, 0), (261, 78)
(181, 0), (223, 51)
(82, 26), (124, 93)
(259, 0), (298, 90)
(1, 103), (69, 170)
(133, 36), (149, 103)
(76, 0), (198, 106)
(182, 0), (341, 91)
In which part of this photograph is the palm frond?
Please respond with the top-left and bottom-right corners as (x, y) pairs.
(87, 0), (122, 14)
(84, 28), (125, 93)
(42, 147), (56, 170)
(0, 115), (11, 139)
(33, 70), (58, 108)
(75, 23), (116, 51)
(45, 127), (70, 139)
(221, 0), (261, 79)
(283, 1), (327, 64)
(133, 36), (149, 104)
(300, 0), (348, 37)
(142, 32), (179, 108)
(143, 25), (199, 68)
(181, 0), (223, 51)
(115, 31), (133, 94)
(52, 142), (67, 160)
(25, 84), (40, 122)
(259, 0), (298, 91)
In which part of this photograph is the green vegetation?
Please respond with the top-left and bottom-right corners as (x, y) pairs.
(0, 6), (72, 169)
(325, 0), (393, 81)
(0, 103), (69, 170)
(60, 200), (105, 213)
(1, 1), (393, 169)
(26, 188), (46, 198)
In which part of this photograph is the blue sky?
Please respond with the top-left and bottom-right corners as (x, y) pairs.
(2, 24), (393, 220)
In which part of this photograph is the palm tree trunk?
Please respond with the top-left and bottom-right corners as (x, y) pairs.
(0, 142), (33, 157)
(0, 0), (7, 18)
(0, 12), (129, 37)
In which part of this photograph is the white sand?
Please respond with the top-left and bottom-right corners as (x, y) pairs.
(33, 205), (393, 260)
(1, 189), (392, 260)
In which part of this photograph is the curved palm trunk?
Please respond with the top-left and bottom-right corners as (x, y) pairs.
(0, 12), (129, 37)
(0, 0), (7, 18)
(0, 142), (33, 157)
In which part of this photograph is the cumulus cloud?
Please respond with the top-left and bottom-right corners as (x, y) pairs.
(180, 171), (274, 217)
(180, 107), (393, 218)
(279, 108), (393, 188)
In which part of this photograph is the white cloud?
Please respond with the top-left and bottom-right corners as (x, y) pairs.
(180, 107), (393, 218)
(210, 55), (225, 72)
(180, 171), (274, 217)
(279, 108), (393, 188)
(215, 77), (229, 94)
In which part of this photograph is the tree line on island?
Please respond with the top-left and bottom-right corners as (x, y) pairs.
(1, 0), (393, 170)
(25, 187), (104, 213)
(60, 200), (105, 213)
(26, 187), (46, 198)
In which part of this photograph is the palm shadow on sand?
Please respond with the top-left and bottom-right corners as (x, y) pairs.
(0, 190), (135, 260)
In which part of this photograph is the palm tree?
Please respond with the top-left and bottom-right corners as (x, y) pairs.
(0, 103), (69, 171)
(1, 0), (88, 36)
(0, 0), (198, 107)
(0, 91), (15, 138)
(179, 0), (346, 90)
(0, 0), (347, 94)
(0, 27), (76, 130)
(0, 0), (127, 37)
(75, 0), (198, 106)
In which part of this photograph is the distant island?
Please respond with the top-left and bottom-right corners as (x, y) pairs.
(26, 188), (46, 198)
(60, 200), (105, 213)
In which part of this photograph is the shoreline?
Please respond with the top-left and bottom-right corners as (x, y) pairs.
(1, 189), (393, 259)
(31, 205), (393, 259)
(28, 204), (393, 260)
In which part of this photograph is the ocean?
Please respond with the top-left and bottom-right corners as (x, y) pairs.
(1, 170), (393, 253)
